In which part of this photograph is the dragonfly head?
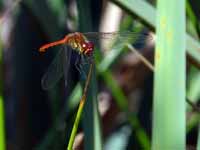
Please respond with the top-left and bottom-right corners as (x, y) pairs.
(82, 41), (94, 55)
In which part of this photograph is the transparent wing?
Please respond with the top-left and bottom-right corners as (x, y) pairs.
(63, 46), (72, 87)
(83, 31), (153, 46)
(41, 46), (71, 90)
(84, 31), (145, 39)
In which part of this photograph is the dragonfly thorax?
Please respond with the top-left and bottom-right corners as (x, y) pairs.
(67, 32), (94, 56)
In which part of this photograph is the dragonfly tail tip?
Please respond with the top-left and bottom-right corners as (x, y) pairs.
(39, 47), (46, 53)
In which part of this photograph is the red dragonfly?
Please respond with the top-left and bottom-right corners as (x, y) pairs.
(39, 31), (151, 90)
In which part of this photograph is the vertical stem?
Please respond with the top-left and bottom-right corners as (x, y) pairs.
(67, 62), (94, 150)
(0, 22), (5, 150)
(0, 98), (5, 150)
(152, 0), (186, 149)
(0, 1), (23, 149)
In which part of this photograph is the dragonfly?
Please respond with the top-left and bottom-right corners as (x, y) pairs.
(39, 31), (151, 90)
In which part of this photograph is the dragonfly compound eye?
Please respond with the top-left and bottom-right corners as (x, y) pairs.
(83, 41), (94, 55)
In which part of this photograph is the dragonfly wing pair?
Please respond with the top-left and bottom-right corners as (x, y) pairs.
(41, 46), (72, 90)
(83, 31), (151, 50)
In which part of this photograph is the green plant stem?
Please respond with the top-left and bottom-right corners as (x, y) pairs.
(127, 44), (154, 71)
(152, 0), (186, 149)
(0, 97), (5, 150)
(67, 62), (94, 150)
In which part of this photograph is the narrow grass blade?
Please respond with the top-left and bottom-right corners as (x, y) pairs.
(0, 16), (6, 150)
(67, 63), (94, 150)
(126, 44), (154, 71)
(152, 0), (186, 149)
(0, 96), (5, 150)
(77, 0), (103, 149)
(0, 20), (5, 150)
